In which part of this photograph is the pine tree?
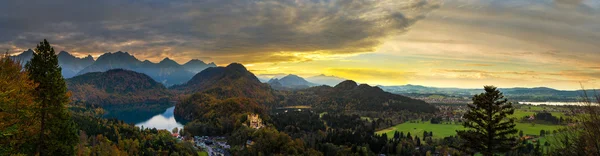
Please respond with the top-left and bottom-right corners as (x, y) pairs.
(456, 86), (518, 156)
(519, 130), (524, 137)
(26, 39), (78, 155)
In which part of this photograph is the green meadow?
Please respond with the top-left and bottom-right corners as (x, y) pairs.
(197, 151), (209, 156)
(377, 121), (563, 139)
(377, 121), (464, 139)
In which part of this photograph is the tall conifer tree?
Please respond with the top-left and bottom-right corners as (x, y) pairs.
(26, 39), (78, 155)
(456, 86), (518, 156)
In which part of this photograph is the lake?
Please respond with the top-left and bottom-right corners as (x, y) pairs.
(103, 105), (186, 131)
(135, 106), (185, 131)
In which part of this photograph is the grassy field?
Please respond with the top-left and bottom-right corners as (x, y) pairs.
(197, 151), (208, 156)
(509, 109), (567, 119)
(377, 121), (464, 139)
(377, 121), (563, 139)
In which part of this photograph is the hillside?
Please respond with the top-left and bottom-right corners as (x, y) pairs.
(66, 69), (171, 105)
(267, 74), (318, 90)
(173, 63), (275, 121)
(171, 63), (276, 100)
(283, 80), (437, 113)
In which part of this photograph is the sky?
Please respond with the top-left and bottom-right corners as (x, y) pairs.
(1, 0), (599, 90)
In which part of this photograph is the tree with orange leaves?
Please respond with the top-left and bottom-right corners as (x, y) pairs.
(0, 51), (39, 155)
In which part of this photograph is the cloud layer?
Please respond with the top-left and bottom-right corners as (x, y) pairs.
(0, 0), (439, 63)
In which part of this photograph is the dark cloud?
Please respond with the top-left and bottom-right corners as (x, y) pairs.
(0, 0), (439, 63)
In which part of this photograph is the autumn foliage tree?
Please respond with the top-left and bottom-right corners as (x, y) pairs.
(457, 86), (518, 156)
(26, 40), (78, 155)
(0, 53), (39, 155)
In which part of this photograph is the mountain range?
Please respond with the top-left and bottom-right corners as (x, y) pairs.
(10, 49), (95, 78)
(258, 73), (346, 87)
(10, 50), (216, 86)
(57, 51), (95, 78)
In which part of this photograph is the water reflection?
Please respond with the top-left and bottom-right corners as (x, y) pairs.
(135, 107), (184, 131)
(103, 105), (186, 131)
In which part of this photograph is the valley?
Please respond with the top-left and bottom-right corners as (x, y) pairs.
(4, 49), (598, 156)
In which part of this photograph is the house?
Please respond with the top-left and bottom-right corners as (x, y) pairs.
(528, 115), (535, 121)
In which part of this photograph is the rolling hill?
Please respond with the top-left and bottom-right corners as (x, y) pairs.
(172, 63), (276, 120)
(66, 69), (171, 105)
(379, 84), (594, 102)
(267, 74), (318, 90)
(282, 80), (437, 113)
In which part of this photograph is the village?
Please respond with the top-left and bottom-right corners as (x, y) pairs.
(170, 113), (265, 156)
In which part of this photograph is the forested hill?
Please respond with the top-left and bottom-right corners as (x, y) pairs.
(66, 69), (171, 105)
(282, 80), (437, 113)
(267, 74), (318, 90)
(171, 63), (276, 102)
(173, 63), (275, 124)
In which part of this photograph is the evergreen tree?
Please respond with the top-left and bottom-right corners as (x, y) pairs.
(456, 86), (518, 156)
(519, 130), (524, 137)
(26, 39), (78, 155)
(534, 141), (541, 156)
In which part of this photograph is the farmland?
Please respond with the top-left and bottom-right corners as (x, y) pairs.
(377, 121), (563, 139)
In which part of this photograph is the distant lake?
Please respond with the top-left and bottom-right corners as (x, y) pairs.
(518, 101), (599, 106)
(103, 105), (187, 131)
